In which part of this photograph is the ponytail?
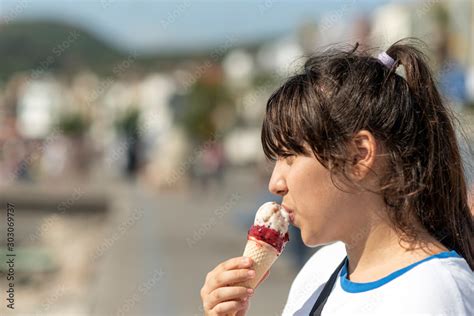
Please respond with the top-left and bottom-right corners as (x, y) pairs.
(385, 39), (474, 269)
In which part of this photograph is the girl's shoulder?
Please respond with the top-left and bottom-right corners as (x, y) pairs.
(407, 255), (473, 301)
(383, 254), (474, 314)
(398, 252), (473, 291)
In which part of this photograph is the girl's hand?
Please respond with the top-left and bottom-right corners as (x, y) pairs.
(200, 256), (256, 315)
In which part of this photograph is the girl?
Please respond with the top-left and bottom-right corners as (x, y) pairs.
(200, 39), (473, 315)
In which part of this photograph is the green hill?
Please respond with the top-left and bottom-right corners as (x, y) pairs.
(0, 20), (270, 81)
(0, 21), (130, 79)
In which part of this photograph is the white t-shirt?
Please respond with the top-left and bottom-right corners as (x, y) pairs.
(282, 242), (474, 315)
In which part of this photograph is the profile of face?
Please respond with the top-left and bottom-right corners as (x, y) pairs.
(268, 131), (380, 247)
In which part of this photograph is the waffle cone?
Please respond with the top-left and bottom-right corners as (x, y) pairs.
(238, 236), (279, 289)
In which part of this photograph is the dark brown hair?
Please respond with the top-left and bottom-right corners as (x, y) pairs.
(261, 38), (473, 269)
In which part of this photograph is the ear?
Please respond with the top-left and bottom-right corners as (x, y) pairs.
(349, 130), (377, 180)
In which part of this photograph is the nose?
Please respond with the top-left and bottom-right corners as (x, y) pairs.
(268, 161), (288, 196)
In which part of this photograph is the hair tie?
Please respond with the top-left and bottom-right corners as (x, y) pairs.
(377, 52), (395, 68)
(377, 51), (406, 80)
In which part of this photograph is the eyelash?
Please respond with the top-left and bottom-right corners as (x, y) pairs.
(281, 153), (295, 164)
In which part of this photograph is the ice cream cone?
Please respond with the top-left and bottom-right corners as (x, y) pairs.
(227, 203), (289, 316)
(238, 236), (279, 289)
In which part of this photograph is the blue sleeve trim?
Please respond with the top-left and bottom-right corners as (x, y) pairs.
(340, 250), (461, 293)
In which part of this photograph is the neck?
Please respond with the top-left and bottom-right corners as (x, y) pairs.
(343, 209), (447, 282)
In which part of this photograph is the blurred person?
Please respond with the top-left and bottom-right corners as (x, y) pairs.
(2, 137), (28, 181)
(208, 141), (226, 185)
(114, 108), (143, 178)
(193, 141), (226, 190)
(125, 134), (141, 177)
(16, 139), (37, 181)
(0, 116), (25, 183)
(41, 136), (68, 179)
(200, 39), (473, 315)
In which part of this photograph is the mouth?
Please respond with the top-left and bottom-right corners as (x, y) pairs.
(281, 204), (296, 224)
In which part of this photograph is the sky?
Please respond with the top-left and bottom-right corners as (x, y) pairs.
(0, 0), (400, 54)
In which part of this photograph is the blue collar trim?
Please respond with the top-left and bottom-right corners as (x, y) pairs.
(340, 250), (461, 293)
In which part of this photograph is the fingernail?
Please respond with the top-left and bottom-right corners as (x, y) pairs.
(242, 258), (250, 265)
(247, 288), (254, 294)
(247, 270), (255, 278)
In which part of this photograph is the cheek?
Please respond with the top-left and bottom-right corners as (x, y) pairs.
(289, 161), (336, 215)
(287, 159), (347, 244)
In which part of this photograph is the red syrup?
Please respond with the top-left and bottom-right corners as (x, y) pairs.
(247, 225), (289, 253)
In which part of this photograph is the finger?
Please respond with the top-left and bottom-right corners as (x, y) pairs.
(206, 286), (253, 310)
(212, 299), (249, 315)
(202, 258), (254, 297)
(208, 269), (256, 290)
(235, 300), (250, 316)
(255, 270), (270, 288)
(216, 257), (254, 273)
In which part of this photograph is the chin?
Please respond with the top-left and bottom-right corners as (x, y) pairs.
(301, 230), (335, 248)
(300, 231), (321, 247)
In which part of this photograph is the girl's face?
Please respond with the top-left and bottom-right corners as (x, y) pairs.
(269, 152), (359, 247)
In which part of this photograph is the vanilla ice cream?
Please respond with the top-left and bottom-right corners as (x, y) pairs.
(254, 202), (290, 235)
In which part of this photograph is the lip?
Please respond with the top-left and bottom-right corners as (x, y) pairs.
(281, 204), (295, 224)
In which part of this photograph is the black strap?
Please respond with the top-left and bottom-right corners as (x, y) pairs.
(309, 257), (347, 316)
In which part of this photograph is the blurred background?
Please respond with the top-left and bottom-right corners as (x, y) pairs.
(0, 0), (473, 315)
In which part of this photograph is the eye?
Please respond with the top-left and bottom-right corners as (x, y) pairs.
(281, 153), (296, 165)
